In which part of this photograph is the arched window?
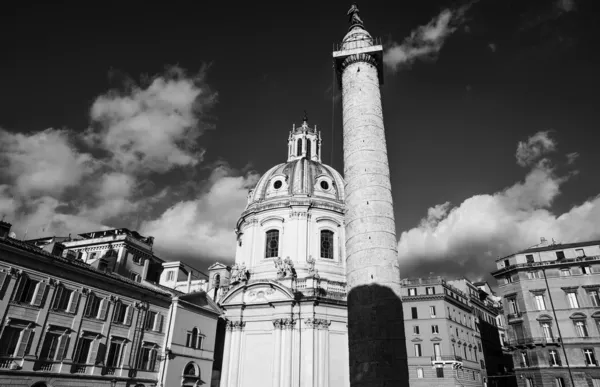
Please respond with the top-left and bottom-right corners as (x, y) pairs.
(186, 328), (204, 349)
(190, 328), (198, 348)
(265, 230), (279, 258)
(320, 230), (334, 259)
(306, 140), (312, 159)
(297, 139), (302, 156)
(184, 363), (197, 376)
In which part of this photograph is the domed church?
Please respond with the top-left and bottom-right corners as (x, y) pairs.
(210, 117), (350, 387)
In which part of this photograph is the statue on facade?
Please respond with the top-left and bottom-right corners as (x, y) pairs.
(306, 255), (319, 277)
(230, 262), (248, 283)
(347, 3), (363, 26)
(274, 256), (296, 279)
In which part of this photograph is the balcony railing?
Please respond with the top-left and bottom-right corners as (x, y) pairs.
(506, 337), (560, 347)
(494, 255), (600, 275)
(431, 355), (463, 362)
(506, 312), (522, 320)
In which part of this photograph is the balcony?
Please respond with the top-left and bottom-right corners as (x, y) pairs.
(506, 311), (523, 320)
(431, 355), (463, 365)
(505, 337), (560, 349)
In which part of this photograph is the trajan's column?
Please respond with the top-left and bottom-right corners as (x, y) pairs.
(333, 4), (407, 386)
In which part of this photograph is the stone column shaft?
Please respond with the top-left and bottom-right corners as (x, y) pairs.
(219, 325), (232, 387)
(272, 321), (282, 387)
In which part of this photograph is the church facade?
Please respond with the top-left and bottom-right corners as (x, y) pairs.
(212, 119), (350, 387)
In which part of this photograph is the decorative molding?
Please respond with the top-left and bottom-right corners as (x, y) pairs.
(340, 53), (378, 72)
(305, 318), (330, 330)
(529, 289), (546, 294)
(227, 320), (245, 331)
(411, 337), (423, 342)
(561, 286), (579, 291)
(582, 284), (600, 289)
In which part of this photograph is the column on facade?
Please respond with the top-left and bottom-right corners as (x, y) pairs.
(272, 319), (283, 387)
(281, 318), (295, 386)
(297, 210), (309, 263)
(229, 321), (245, 387)
(219, 322), (233, 387)
(292, 318), (301, 387)
(317, 319), (330, 387)
(301, 319), (315, 387)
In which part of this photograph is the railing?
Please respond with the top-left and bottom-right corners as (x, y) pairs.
(72, 364), (87, 374)
(431, 355), (463, 362)
(104, 366), (116, 375)
(296, 279), (307, 290)
(0, 358), (15, 369)
(494, 255), (600, 274)
(333, 36), (383, 52)
(38, 362), (54, 371)
(506, 312), (522, 320)
(402, 277), (445, 286)
(328, 281), (346, 294)
(506, 337), (560, 347)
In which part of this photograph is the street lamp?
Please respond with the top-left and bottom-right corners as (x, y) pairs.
(111, 379), (117, 387)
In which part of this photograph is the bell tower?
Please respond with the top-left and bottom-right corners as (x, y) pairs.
(287, 112), (322, 162)
(333, 4), (407, 386)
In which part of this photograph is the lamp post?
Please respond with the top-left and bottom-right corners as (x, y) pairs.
(111, 378), (117, 387)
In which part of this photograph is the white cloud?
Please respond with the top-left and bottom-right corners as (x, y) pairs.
(397, 132), (600, 281)
(0, 128), (95, 197)
(556, 0), (576, 13)
(383, 7), (469, 72)
(515, 130), (556, 167)
(85, 67), (217, 174)
(140, 163), (259, 264)
(0, 67), (221, 251)
(566, 152), (579, 165)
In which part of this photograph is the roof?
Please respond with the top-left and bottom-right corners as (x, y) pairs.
(247, 157), (345, 205)
(0, 236), (173, 298)
(519, 240), (600, 254)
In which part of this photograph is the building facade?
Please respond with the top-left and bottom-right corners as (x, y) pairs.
(401, 276), (507, 387)
(212, 118), (350, 387)
(0, 221), (220, 387)
(491, 240), (600, 387)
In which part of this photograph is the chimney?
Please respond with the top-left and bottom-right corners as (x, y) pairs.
(0, 221), (11, 239)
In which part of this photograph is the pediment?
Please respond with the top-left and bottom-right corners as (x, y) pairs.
(570, 312), (587, 320)
(536, 314), (553, 321)
(208, 262), (229, 271)
(592, 311), (600, 319)
(221, 280), (294, 305)
(431, 337), (443, 341)
(411, 337), (423, 342)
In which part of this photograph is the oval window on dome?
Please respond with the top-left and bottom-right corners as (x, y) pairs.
(320, 181), (329, 190)
(273, 180), (282, 189)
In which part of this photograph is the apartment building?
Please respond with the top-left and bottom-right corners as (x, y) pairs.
(491, 239), (600, 387)
(0, 221), (220, 387)
(401, 277), (488, 387)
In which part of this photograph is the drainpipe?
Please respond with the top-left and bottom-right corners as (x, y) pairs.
(540, 261), (575, 387)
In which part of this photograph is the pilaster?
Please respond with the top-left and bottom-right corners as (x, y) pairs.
(219, 321), (233, 387)
(272, 319), (283, 387)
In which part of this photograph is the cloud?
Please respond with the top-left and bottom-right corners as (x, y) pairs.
(383, 6), (470, 71)
(0, 67), (222, 252)
(566, 152), (579, 165)
(515, 130), (556, 167)
(84, 66), (216, 174)
(0, 128), (96, 197)
(397, 132), (600, 282)
(140, 163), (260, 265)
(556, 0), (576, 13)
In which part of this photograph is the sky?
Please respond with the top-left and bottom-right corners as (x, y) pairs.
(1, 0), (599, 284)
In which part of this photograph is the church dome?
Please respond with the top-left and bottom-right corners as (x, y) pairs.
(247, 157), (345, 206)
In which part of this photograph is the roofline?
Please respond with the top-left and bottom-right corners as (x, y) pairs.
(0, 236), (173, 298)
(496, 239), (600, 262)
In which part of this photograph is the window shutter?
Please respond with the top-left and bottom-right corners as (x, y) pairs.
(98, 298), (108, 320)
(56, 334), (69, 360)
(0, 271), (7, 290)
(124, 305), (133, 325)
(112, 303), (121, 323)
(67, 291), (80, 314)
(73, 338), (83, 363)
(84, 295), (94, 317)
(150, 348), (158, 371)
(52, 286), (63, 309)
(32, 282), (48, 306)
(154, 314), (163, 332)
(87, 339), (99, 364)
(16, 329), (33, 357)
(12, 276), (26, 301)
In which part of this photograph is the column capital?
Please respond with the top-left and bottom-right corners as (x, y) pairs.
(227, 320), (245, 331)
